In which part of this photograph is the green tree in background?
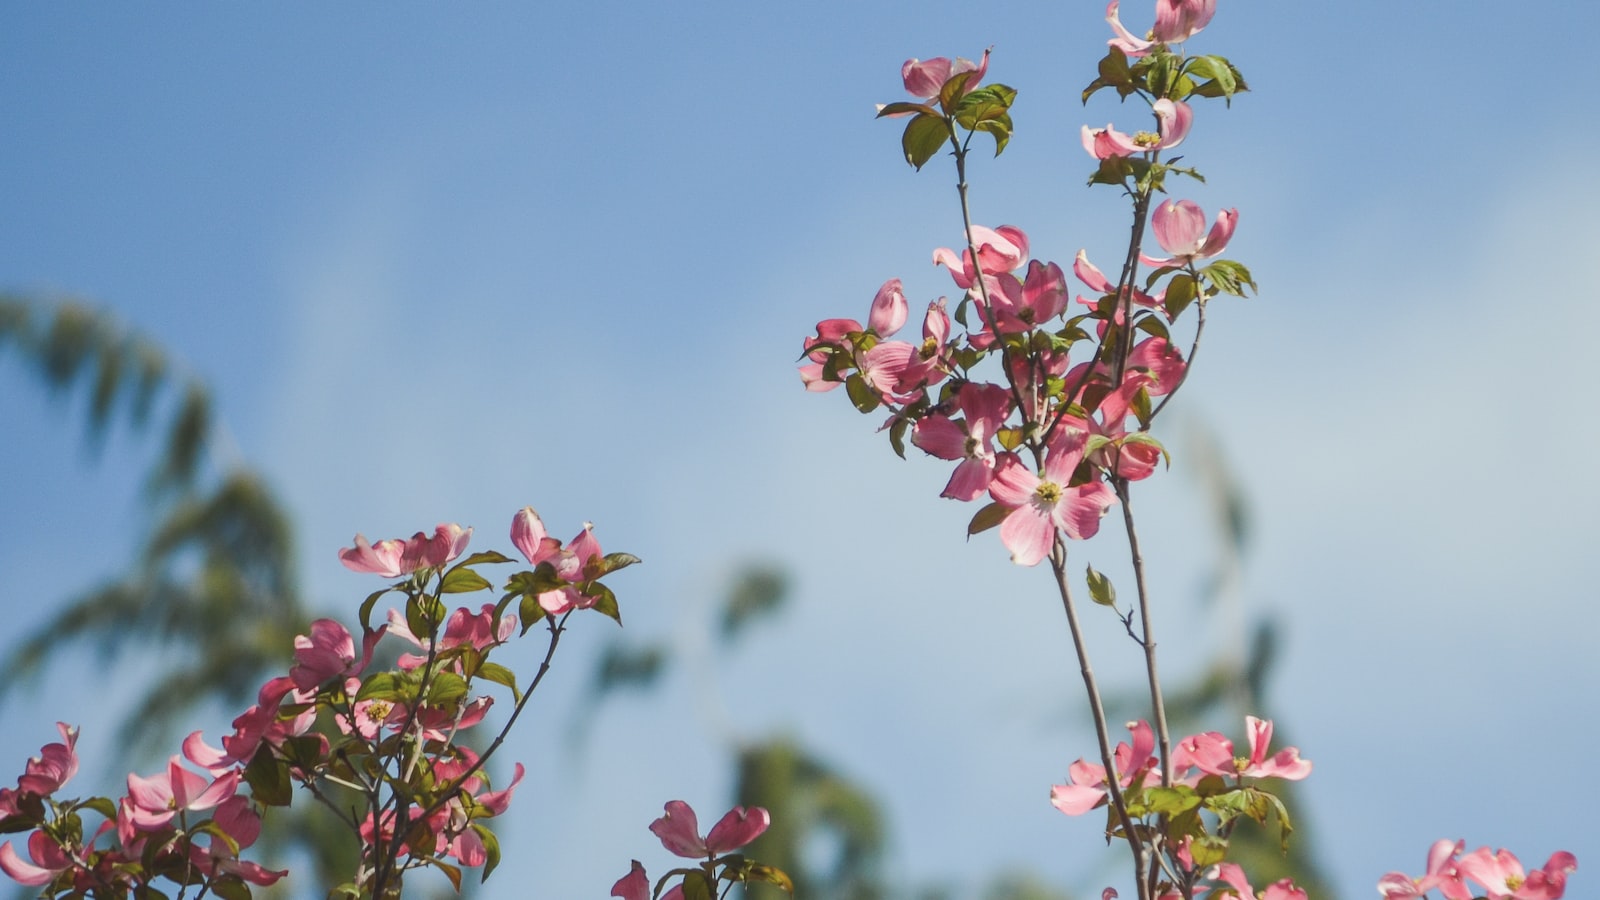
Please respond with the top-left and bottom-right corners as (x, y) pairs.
(0, 294), (359, 892)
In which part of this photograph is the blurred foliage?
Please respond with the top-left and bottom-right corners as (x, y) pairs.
(0, 294), (363, 895)
(582, 565), (1082, 900)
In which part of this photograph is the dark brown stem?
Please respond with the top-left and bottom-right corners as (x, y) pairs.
(1048, 537), (1150, 900)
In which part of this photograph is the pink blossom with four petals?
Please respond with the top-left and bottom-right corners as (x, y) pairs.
(988, 430), (1118, 566)
(913, 382), (1013, 501)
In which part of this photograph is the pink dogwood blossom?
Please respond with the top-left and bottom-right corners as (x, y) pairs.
(900, 50), (990, 101)
(867, 278), (908, 337)
(1106, 0), (1215, 58)
(339, 523), (472, 578)
(1455, 846), (1578, 900)
(510, 508), (605, 614)
(1205, 863), (1305, 900)
(989, 431), (1118, 566)
(1050, 720), (1158, 816)
(1174, 716), (1311, 782)
(1378, 839), (1472, 900)
(933, 225), (1030, 290)
(649, 801), (771, 860)
(913, 382), (1012, 501)
(1083, 99), (1193, 159)
(290, 618), (384, 690)
(0, 831), (72, 886)
(125, 756), (241, 831)
(1141, 200), (1237, 268)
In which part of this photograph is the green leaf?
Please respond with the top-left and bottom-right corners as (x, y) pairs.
(1189, 834), (1229, 868)
(901, 113), (950, 171)
(1144, 786), (1200, 815)
(1142, 51), (1178, 99)
(1083, 47), (1138, 102)
(588, 582), (623, 624)
(359, 587), (393, 633)
(953, 84), (1015, 122)
(967, 501), (1011, 536)
(441, 567), (492, 594)
(355, 671), (401, 702)
(596, 551), (643, 576)
(1086, 564), (1117, 607)
(243, 744), (292, 807)
(971, 112), (1013, 156)
(477, 661), (520, 700)
(1163, 272), (1197, 321)
(428, 671), (469, 706)
(1088, 155), (1144, 187)
(1130, 386), (1153, 429)
(210, 876), (251, 900)
(518, 592), (548, 635)
(79, 796), (118, 821)
(326, 884), (360, 900)
(889, 415), (909, 459)
(876, 101), (937, 119)
(844, 373), (881, 413)
(749, 863), (795, 894)
(473, 823), (502, 881)
(431, 859), (463, 893)
(457, 550), (514, 567)
(1201, 259), (1257, 297)
(1132, 313), (1170, 341)
(680, 871), (715, 900)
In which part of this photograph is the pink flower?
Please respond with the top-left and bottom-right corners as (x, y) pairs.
(1106, 0), (1215, 58)
(290, 618), (384, 690)
(649, 801), (770, 860)
(1050, 720), (1158, 816)
(900, 50), (990, 101)
(1378, 839), (1472, 900)
(868, 278), (908, 337)
(1174, 716), (1311, 782)
(933, 225), (1030, 290)
(988, 431), (1118, 566)
(0, 831), (73, 886)
(912, 382), (1012, 501)
(339, 523), (472, 578)
(613, 861), (651, 900)
(511, 508), (606, 614)
(125, 756), (242, 831)
(1152, 0), (1216, 44)
(185, 795), (288, 887)
(1455, 846), (1578, 900)
(1141, 200), (1237, 269)
(1082, 99), (1193, 159)
(9, 723), (79, 802)
(982, 259), (1068, 333)
(1204, 864), (1304, 900)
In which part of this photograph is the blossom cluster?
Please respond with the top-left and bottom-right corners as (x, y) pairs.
(1, 507), (638, 900)
(611, 801), (789, 900)
(1378, 840), (1578, 900)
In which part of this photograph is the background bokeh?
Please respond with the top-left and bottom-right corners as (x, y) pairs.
(3, 1), (1598, 897)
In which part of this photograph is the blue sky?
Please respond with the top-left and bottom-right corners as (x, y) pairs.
(3, 1), (1599, 897)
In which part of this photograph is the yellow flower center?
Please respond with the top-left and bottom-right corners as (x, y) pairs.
(1035, 481), (1062, 504)
(1133, 130), (1161, 147)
